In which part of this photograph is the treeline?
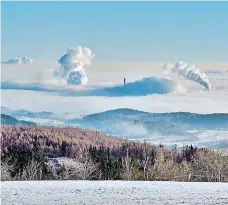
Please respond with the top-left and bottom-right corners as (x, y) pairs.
(88, 144), (228, 182)
(1, 125), (228, 182)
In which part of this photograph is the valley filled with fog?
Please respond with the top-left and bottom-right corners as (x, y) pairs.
(1, 52), (228, 149)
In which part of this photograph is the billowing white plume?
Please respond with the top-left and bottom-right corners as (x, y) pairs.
(56, 47), (95, 85)
(163, 61), (211, 91)
(3, 56), (33, 65)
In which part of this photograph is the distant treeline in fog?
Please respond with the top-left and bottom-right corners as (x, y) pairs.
(1, 114), (37, 126)
(1, 125), (228, 182)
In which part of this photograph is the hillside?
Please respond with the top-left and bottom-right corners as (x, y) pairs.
(1, 125), (128, 158)
(1, 114), (37, 126)
(1, 125), (228, 182)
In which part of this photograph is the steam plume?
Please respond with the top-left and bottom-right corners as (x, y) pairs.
(163, 61), (211, 90)
(56, 47), (95, 85)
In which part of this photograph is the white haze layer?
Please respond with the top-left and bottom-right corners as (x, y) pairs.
(1, 62), (228, 115)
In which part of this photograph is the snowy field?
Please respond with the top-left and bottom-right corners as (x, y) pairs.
(2, 181), (228, 205)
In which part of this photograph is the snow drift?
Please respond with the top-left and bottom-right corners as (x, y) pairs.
(2, 57), (33, 65)
(55, 47), (95, 85)
(163, 61), (211, 90)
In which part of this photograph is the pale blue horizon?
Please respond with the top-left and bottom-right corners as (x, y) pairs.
(2, 1), (228, 62)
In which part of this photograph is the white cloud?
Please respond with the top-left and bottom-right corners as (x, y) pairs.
(2, 56), (33, 65)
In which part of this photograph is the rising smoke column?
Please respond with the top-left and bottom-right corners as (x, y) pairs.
(56, 47), (95, 85)
(163, 61), (211, 91)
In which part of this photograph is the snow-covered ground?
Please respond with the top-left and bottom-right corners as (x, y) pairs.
(1, 181), (228, 205)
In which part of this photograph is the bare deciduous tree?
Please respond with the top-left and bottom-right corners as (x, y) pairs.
(122, 146), (135, 180)
(19, 160), (43, 180)
(190, 148), (228, 182)
(1, 159), (12, 181)
(142, 140), (152, 180)
(77, 152), (99, 180)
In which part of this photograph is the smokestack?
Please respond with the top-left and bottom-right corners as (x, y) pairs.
(124, 78), (126, 84)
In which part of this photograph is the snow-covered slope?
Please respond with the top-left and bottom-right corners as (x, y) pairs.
(2, 181), (228, 205)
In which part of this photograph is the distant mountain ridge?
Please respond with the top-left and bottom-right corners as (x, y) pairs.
(67, 108), (228, 139)
(83, 108), (150, 120)
(2, 107), (228, 130)
(1, 114), (37, 126)
(84, 108), (228, 118)
(1, 107), (60, 120)
(81, 108), (228, 128)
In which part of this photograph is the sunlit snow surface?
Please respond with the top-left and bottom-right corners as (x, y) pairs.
(1, 61), (228, 148)
(2, 181), (228, 205)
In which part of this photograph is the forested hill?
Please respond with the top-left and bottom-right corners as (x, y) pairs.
(1, 125), (227, 182)
(1, 125), (128, 158)
(1, 114), (37, 126)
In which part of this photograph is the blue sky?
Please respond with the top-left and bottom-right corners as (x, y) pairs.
(2, 2), (228, 61)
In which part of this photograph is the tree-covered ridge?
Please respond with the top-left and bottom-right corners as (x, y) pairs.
(1, 114), (37, 126)
(1, 126), (128, 158)
(1, 125), (228, 182)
